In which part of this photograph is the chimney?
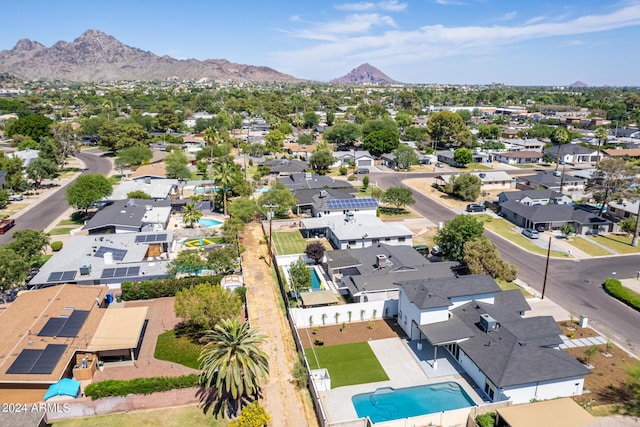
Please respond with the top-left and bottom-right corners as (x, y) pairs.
(376, 254), (388, 268)
(145, 177), (151, 184)
(104, 252), (113, 265)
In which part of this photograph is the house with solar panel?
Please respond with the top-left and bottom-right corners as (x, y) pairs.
(0, 285), (149, 404)
(27, 232), (173, 288)
(313, 194), (379, 218)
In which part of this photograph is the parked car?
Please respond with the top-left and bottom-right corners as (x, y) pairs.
(431, 245), (443, 257)
(8, 194), (23, 201)
(356, 168), (370, 174)
(413, 245), (429, 256)
(466, 204), (486, 213)
(522, 228), (540, 239)
(435, 162), (445, 168)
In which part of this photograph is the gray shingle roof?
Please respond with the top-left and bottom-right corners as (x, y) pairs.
(397, 275), (501, 309)
(419, 318), (476, 345)
(517, 171), (584, 187)
(279, 173), (353, 190)
(82, 199), (172, 231)
(543, 144), (597, 156)
(501, 201), (575, 222)
(498, 189), (563, 202)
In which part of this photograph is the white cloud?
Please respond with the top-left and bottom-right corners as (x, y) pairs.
(272, 3), (640, 78)
(500, 11), (517, 22)
(434, 0), (465, 6)
(378, 0), (408, 11)
(335, 2), (375, 11)
(525, 16), (546, 25)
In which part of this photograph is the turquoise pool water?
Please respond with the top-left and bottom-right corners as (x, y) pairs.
(352, 382), (474, 423)
(198, 218), (222, 227)
(194, 186), (216, 194)
(311, 268), (321, 290)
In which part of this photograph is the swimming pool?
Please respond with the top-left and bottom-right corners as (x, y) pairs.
(195, 186), (217, 194)
(352, 382), (474, 423)
(311, 268), (321, 290)
(198, 218), (223, 227)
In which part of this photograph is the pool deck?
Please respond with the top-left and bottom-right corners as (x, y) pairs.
(319, 337), (485, 423)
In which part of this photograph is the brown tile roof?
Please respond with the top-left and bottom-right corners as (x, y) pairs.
(498, 150), (543, 159)
(130, 162), (167, 179)
(603, 148), (640, 158)
(0, 285), (107, 384)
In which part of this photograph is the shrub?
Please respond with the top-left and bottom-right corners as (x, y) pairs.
(603, 278), (640, 312)
(121, 275), (224, 301)
(314, 339), (324, 346)
(84, 374), (199, 400)
(476, 412), (496, 427)
(50, 241), (63, 251)
(339, 166), (348, 175)
(347, 175), (357, 181)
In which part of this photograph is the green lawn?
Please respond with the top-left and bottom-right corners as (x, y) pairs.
(32, 254), (53, 268)
(52, 404), (227, 427)
(482, 217), (569, 258)
(568, 237), (613, 257)
(154, 330), (204, 370)
(272, 231), (308, 255)
(57, 218), (85, 226)
(463, 163), (493, 171)
(305, 342), (389, 388)
(495, 279), (532, 298)
(48, 227), (75, 236)
(589, 234), (640, 254)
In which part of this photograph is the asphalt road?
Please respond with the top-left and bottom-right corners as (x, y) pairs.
(373, 171), (640, 355)
(0, 150), (112, 247)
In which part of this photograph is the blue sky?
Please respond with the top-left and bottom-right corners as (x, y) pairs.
(2, 0), (640, 86)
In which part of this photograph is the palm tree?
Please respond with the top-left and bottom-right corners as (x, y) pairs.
(102, 99), (113, 122)
(551, 127), (570, 171)
(214, 161), (237, 216)
(203, 127), (218, 196)
(594, 126), (608, 166)
(198, 318), (269, 417)
(182, 202), (203, 228)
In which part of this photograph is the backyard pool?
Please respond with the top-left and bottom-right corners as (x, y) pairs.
(352, 382), (474, 423)
(311, 267), (321, 290)
(198, 218), (223, 227)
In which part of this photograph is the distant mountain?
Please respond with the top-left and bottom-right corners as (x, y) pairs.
(330, 63), (398, 84)
(569, 80), (588, 88)
(0, 30), (302, 83)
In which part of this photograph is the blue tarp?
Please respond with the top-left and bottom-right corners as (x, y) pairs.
(43, 378), (80, 401)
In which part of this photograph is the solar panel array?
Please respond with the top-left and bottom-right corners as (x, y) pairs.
(94, 246), (128, 261)
(47, 270), (77, 283)
(101, 266), (141, 279)
(326, 198), (378, 210)
(38, 310), (90, 338)
(6, 344), (68, 375)
(135, 233), (168, 243)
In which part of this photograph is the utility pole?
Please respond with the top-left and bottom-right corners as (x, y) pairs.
(263, 204), (279, 265)
(541, 236), (552, 299)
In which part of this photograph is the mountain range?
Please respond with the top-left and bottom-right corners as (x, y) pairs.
(330, 63), (399, 84)
(0, 30), (302, 83)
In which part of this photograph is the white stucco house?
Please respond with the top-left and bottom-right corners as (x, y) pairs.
(396, 275), (590, 404)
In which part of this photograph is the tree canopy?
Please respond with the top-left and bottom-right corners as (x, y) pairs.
(435, 214), (485, 261)
(257, 182), (297, 218)
(305, 242), (325, 265)
(309, 149), (336, 175)
(462, 239), (517, 282)
(381, 187), (415, 209)
(5, 114), (53, 141)
(323, 122), (362, 150)
(289, 256), (312, 293)
(363, 129), (399, 157)
(392, 145), (419, 170)
(453, 148), (473, 166)
(65, 173), (113, 213)
(425, 111), (472, 148)
(175, 283), (243, 333)
(444, 173), (481, 201)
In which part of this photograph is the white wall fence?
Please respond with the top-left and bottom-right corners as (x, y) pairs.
(290, 300), (398, 328)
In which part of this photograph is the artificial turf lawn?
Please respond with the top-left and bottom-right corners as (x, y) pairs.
(305, 342), (389, 388)
(154, 330), (204, 369)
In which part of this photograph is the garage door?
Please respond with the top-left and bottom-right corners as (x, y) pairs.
(357, 159), (372, 167)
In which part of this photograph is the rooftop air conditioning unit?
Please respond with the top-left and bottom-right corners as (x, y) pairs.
(376, 254), (388, 268)
(479, 313), (498, 332)
(319, 190), (328, 198)
(144, 177), (151, 184)
(79, 264), (92, 276)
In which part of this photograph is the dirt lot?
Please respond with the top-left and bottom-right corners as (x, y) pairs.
(558, 323), (640, 408)
(298, 319), (407, 349)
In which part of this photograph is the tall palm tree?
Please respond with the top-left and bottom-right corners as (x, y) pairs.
(213, 161), (237, 216)
(198, 318), (269, 417)
(594, 126), (608, 166)
(182, 202), (203, 228)
(203, 126), (218, 196)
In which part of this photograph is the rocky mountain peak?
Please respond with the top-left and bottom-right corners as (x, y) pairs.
(331, 63), (398, 84)
(11, 38), (46, 52)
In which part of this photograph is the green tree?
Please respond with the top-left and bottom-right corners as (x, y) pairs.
(155, 101), (181, 132)
(381, 187), (415, 209)
(309, 149), (336, 175)
(229, 198), (258, 223)
(214, 161), (238, 216)
(445, 174), (481, 201)
(453, 148), (473, 166)
(594, 126), (608, 165)
(117, 145), (153, 166)
(5, 114), (53, 141)
(6, 229), (50, 265)
(323, 122), (362, 150)
(182, 202), (203, 228)
(164, 149), (191, 180)
(198, 318), (269, 417)
(561, 223), (575, 238)
(586, 158), (636, 215)
(0, 247), (30, 290)
(26, 157), (58, 188)
(619, 217), (637, 235)
(206, 247), (239, 275)
(0, 155), (25, 191)
(362, 175), (370, 191)
(394, 112), (413, 132)
(176, 284), (243, 333)
(228, 401), (271, 427)
(392, 145), (419, 170)
(258, 182), (297, 218)
(425, 111), (472, 149)
(98, 121), (152, 153)
(264, 129), (285, 153)
(363, 129), (399, 156)
(50, 122), (78, 171)
(125, 190), (152, 200)
(167, 250), (208, 277)
(456, 109), (472, 122)
(0, 190), (8, 209)
(65, 173), (113, 214)
(463, 239), (517, 282)
(304, 242), (325, 265)
(289, 256), (312, 293)
(435, 214), (485, 261)
(302, 111), (320, 128)
(550, 127), (571, 171)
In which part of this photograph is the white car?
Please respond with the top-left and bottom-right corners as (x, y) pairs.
(8, 194), (23, 201)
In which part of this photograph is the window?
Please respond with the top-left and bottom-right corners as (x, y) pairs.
(484, 380), (495, 400)
(372, 239), (379, 244)
(348, 240), (356, 246)
(398, 237), (406, 242)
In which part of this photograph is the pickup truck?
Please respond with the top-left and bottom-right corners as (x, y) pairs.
(0, 218), (15, 234)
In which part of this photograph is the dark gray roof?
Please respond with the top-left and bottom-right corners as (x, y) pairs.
(262, 159), (309, 173)
(82, 199), (171, 231)
(493, 289), (531, 314)
(397, 275), (501, 309)
(326, 250), (360, 269)
(452, 302), (590, 387)
(331, 244), (431, 275)
(571, 207), (612, 226)
(543, 144), (597, 156)
(294, 188), (355, 207)
(278, 173), (353, 190)
(344, 263), (459, 295)
(501, 201), (612, 225)
(419, 318), (476, 345)
(517, 171), (584, 187)
(498, 189), (563, 203)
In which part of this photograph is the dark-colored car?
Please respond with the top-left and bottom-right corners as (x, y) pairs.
(413, 245), (429, 256)
(356, 168), (370, 174)
(466, 204), (486, 213)
(431, 245), (443, 257)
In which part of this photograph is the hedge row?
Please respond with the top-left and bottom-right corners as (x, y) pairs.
(84, 374), (200, 400)
(603, 278), (640, 312)
(121, 275), (223, 300)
